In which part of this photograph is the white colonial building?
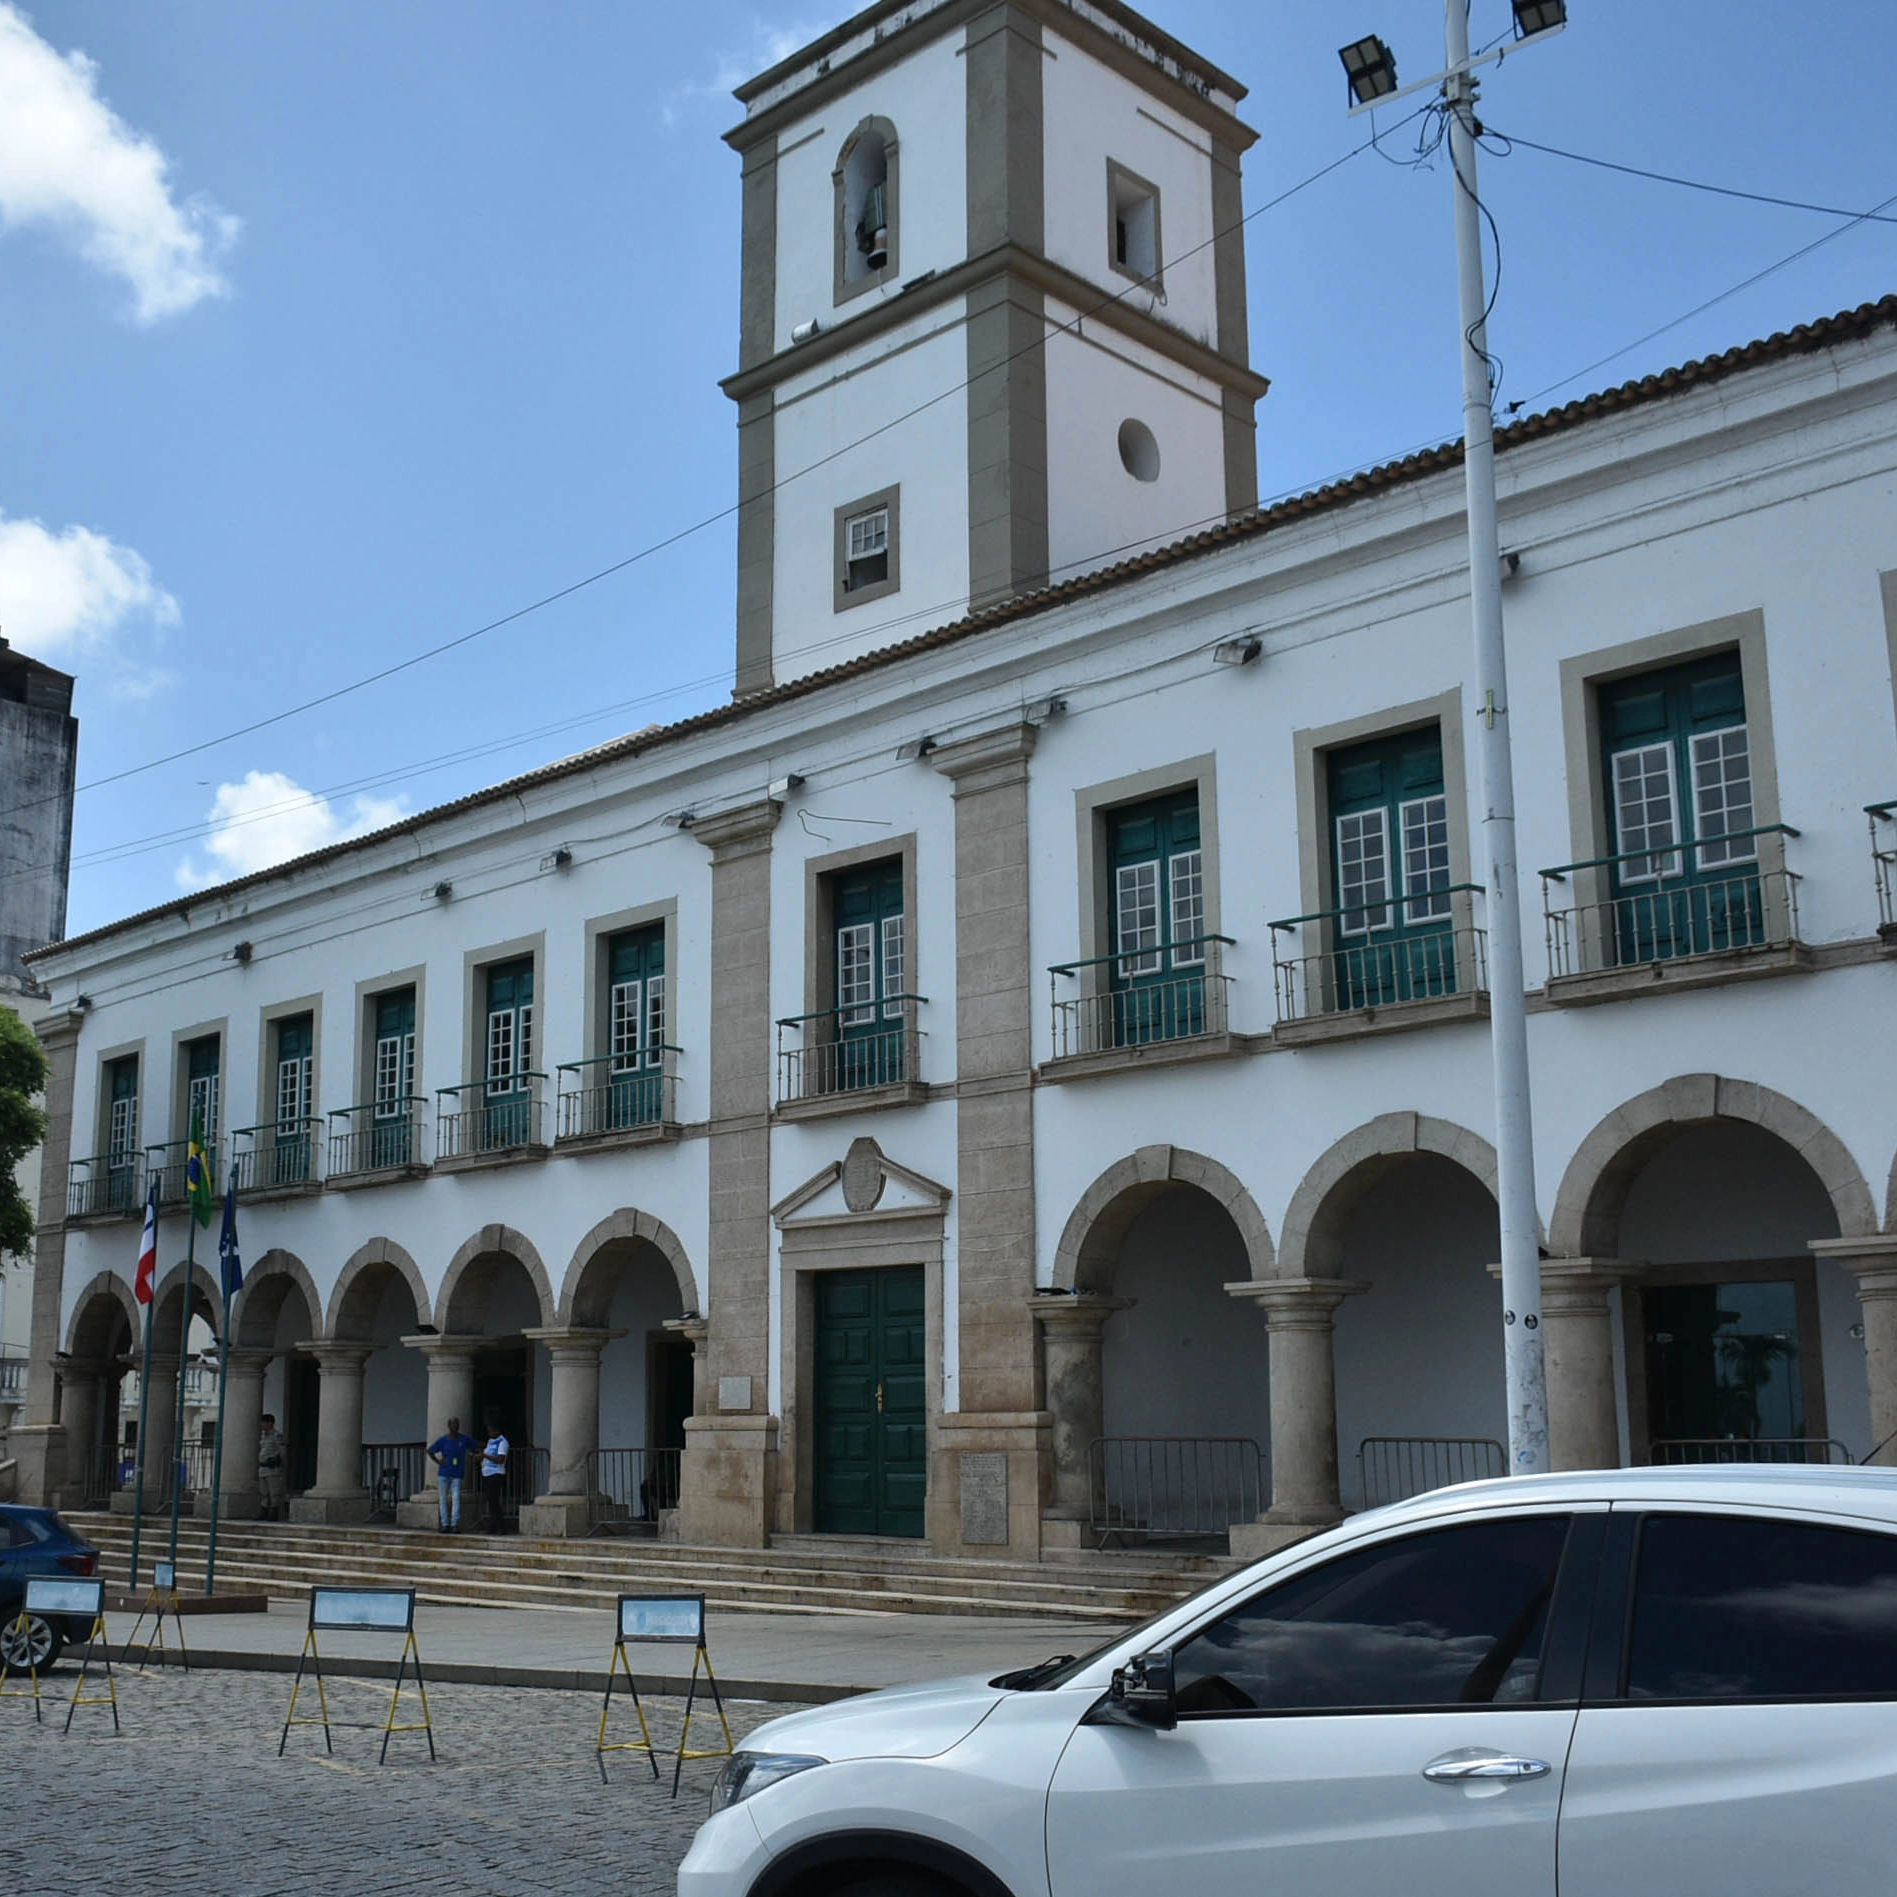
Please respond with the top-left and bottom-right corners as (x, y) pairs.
(12, 1), (1897, 1568)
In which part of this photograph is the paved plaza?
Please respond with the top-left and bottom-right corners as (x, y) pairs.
(7, 1662), (810, 1896)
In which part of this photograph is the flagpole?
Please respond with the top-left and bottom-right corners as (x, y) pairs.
(204, 1164), (240, 1597)
(128, 1290), (155, 1590)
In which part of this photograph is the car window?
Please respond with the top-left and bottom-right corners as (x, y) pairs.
(1625, 1513), (1897, 1702)
(1172, 1514), (1571, 1716)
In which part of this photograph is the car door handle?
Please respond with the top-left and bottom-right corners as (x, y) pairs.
(1422, 1752), (1553, 1784)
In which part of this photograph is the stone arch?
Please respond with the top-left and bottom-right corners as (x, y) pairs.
(1549, 1075), (1878, 1260)
(1887, 1145), (1897, 1234)
(1053, 1145), (1274, 1292)
(327, 1238), (430, 1342)
(235, 1249), (324, 1351)
(62, 1271), (140, 1358)
(558, 1210), (699, 1327)
(1277, 1113), (1507, 1281)
(438, 1224), (556, 1335)
(151, 1258), (225, 1342)
(834, 114), (900, 290)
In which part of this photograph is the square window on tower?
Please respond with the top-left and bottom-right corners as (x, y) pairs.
(834, 486), (901, 611)
(1108, 161), (1162, 289)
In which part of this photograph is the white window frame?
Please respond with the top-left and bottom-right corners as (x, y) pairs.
(1690, 723), (1756, 870)
(879, 913), (905, 1020)
(1169, 848), (1206, 966)
(1400, 794), (1453, 923)
(1611, 740), (1683, 882)
(188, 1071), (220, 1146)
(847, 507), (888, 565)
(1335, 808), (1393, 935)
(837, 921), (876, 1027)
(276, 1052), (312, 1130)
(1115, 860), (1162, 977)
(108, 1091), (138, 1166)
(373, 1031), (414, 1120)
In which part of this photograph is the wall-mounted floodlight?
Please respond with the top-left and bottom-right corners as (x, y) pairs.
(661, 810), (696, 830)
(1512, 0), (1567, 38)
(429, 880), (453, 903)
(1500, 551), (1523, 582)
(1025, 695), (1067, 724)
(539, 846), (573, 871)
(895, 736), (936, 762)
(790, 318), (822, 345)
(1339, 34), (1398, 106)
(1213, 636), (1263, 667)
(68, 993), (92, 1021)
(230, 941), (254, 964)
(768, 773), (805, 801)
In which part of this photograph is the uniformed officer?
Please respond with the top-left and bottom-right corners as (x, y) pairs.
(258, 1412), (288, 1521)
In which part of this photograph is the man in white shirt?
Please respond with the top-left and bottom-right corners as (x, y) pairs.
(480, 1418), (510, 1535)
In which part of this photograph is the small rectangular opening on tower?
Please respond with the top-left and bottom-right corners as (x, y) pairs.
(1108, 162), (1162, 288)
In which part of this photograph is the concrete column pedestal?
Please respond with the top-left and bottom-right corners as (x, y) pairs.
(1028, 1294), (1131, 1545)
(290, 1343), (375, 1524)
(1536, 1258), (1637, 1472)
(47, 1358), (107, 1510)
(520, 1327), (623, 1537)
(394, 1334), (482, 1528)
(1225, 1277), (1366, 1560)
(1812, 1236), (1897, 1465)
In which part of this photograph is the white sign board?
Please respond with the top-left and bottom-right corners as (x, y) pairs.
(153, 1560), (176, 1591)
(311, 1588), (415, 1632)
(24, 1577), (104, 1618)
(618, 1595), (705, 1644)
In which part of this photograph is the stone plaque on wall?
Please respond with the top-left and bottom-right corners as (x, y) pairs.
(960, 1451), (1008, 1545)
(717, 1375), (753, 1412)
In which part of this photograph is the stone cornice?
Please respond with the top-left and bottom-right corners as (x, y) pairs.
(690, 796), (784, 859)
(928, 719), (1038, 788)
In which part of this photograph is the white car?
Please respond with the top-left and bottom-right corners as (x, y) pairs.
(679, 1466), (1897, 1897)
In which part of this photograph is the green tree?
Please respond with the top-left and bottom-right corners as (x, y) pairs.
(0, 1003), (50, 1261)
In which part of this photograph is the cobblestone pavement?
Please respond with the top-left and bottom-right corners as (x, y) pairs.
(7, 1659), (810, 1896)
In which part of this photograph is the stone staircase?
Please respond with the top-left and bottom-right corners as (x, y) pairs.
(68, 1514), (1231, 1623)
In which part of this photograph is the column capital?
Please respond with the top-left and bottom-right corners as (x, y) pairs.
(927, 720), (1038, 790)
(663, 1316), (710, 1348)
(298, 1341), (375, 1373)
(50, 1354), (115, 1386)
(1224, 1277), (1368, 1325)
(400, 1332), (485, 1361)
(523, 1326), (626, 1363)
(221, 1346), (276, 1376)
(1529, 1256), (1642, 1314)
(1027, 1292), (1132, 1334)
(691, 796), (783, 860)
(1811, 1236), (1897, 1294)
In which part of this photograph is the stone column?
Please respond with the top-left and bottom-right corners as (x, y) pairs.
(520, 1327), (623, 1537)
(1811, 1236), (1897, 1465)
(129, 1354), (180, 1515)
(1225, 1277), (1366, 1559)
(49, 1357), (107, 1510)
(209, 1348), (273, 1519)
(680, 798), (782, 1549)
(927, 723), (1051, 1560)
(14, 1013), (80, 1505)
(1538, 1259), (1637, 1472)
(1028, 1294), (1130, 1547)
(289, 1343), (374, 1523)
(393, 1334), (481, 1529)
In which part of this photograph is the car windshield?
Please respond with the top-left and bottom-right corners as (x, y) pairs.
(991, 1565), (1240, 1690)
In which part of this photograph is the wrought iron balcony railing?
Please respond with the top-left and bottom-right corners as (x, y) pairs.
(555, 1050), (680, 1139)
(436, 1074), (548, 1160)
(326, 1097), (430, 1179)
(233, 1118), (323, 1193)
(1870, 801), (1896, 935)
(1048, 939), (1233, 1059)
(1541, 825), (1801, 980)
(142, 1135), (223, 1209)
(1268, 891), (1487, 1024)
(776, 998), (925, 1103)
(67, 1152), (145, 1219)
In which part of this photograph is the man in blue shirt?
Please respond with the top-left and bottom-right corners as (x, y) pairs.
(426, 1416), (478, 1533)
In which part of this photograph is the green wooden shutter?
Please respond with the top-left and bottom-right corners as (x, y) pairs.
(1104, 790), (1206, 1043)
(605, 925), (666, 1127)
(371, 988), (417, 1167)
(831, 859), (905, 1087)
(185, 1034), (222, 1145)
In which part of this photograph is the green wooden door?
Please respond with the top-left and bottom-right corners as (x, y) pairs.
(1327, 729), (1454, 1008)
(105, 1054), (140, 1210)
(833, 859), (905, 1088)
(1106, 790), (1205, 1044)
(1600, 655), (1759, 963)
(271, 1014), (315, 1184)
(483, 957), (535, 1147)
(371, 988), (416, 1168)
(185, 1034), (222, 1145)
(813, 1265), (927, 1537)
(607, 925), (666, 1127)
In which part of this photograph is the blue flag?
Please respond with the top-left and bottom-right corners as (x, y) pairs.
(218, 1179), (243, 1300)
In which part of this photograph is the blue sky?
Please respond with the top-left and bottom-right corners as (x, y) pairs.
(2, 0), (1891, 936)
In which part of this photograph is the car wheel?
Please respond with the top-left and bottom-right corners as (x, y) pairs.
(832, 1878), (957, 1897)
(0, 1612), (62, 1672)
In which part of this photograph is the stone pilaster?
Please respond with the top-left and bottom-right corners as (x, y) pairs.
(1811, 1235), (1897, 1465)
(206, 1347), (273, 1519)
(289, 1343), (374, 1524)
(1029, 1293), (1130, 1545)
(1225, 1277), (1366, 1559)
(680, 798), (782, 1549)
(928, 723), (1047, 1559)
(14, 1012), (80, 1505)
(520, 1327), (623, 1537)
(1538, 1258), (1637, 1472)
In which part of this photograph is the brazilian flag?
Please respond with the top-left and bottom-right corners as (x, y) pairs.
(185, 1111), (217, 1228)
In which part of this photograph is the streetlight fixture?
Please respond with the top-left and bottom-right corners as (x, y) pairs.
(1338, 34), (1399, 107)
(1335, 5), (1569, 1480)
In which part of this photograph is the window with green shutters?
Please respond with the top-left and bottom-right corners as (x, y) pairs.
(1599, 653), (1761, 962)
(1106, 789), (1208, 1043)
(273, 1014), (315, 1184)
(605, 924), (666, 1127)
(1326, 728), (1456, 1008)
(482, 957), (536, 1144)
(105, 1054), (140, 1209)
(831, 858), (906, 1088)
(370, 987), (416, 1169)
(184, 1034), (221, 1146)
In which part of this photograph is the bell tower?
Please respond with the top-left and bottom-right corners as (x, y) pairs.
(723, 0), (1266, 694)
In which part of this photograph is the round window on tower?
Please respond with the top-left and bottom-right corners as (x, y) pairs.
(1118, 418), (1161, 483)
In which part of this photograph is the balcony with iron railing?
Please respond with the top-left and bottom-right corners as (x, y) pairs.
(1870, 801), (1897, 947)
(326, 1097), (430, 1187)
(1541, 824), (1805, 1003)
(435, 1074), (549, 1167)
(775, 997), (927, 1116)
(144, 1135), (221, 1210)
(233, 1118), (323, 1197)
(1046, 938), (1234, 1075)
(67, 1152), (145, 1221)
(555, 1051), (682, 1149)
(1269, 889), (1488, 1043)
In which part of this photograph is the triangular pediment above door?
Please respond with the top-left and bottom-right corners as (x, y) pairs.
(771, 1136), (952, 1227)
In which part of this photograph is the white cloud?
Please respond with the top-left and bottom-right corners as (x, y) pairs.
(176, 773), (410, 890)
(661, 14), (855, 129)
(0, 511), (179, 696)
(0, 2), (238, 321)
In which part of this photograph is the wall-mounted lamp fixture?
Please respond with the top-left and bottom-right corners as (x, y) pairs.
(1025, 695), (1067, 724)
(895, 736), (936, 762)
(230, 941), (253, 964)
(429, 880), (453, 903)
(539, 846), (574, 871)
(768, 773), (806, 802)
(661, 810), (697, 830)
(790, 318), (822, 345)
(67, 993), (92, 1022)
(1213, 636), (1263, 667)
(1501, 552), (1523, 582)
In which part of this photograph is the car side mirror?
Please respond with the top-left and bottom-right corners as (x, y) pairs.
(1087, 1648), (1177, 1731)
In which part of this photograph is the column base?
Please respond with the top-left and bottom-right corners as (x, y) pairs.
(1229, 1517), (1331, 1562)
(8, 1423), (64, 1507)
(108, 1489), (173, 1516)
(290, 1491), (373, 1525)
(926, 1411), (1053, 1561)
(520, 1495), (590, 1538)
(1039, 1514), (1087, 1552)
(677, 1414), (778, 1549)
(194, 1487), (261, 1520)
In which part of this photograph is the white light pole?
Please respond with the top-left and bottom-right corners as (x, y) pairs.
(1342, 2), (1566, 1476)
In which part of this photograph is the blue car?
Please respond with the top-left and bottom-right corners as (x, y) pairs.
(0, 1503), (102, 1671)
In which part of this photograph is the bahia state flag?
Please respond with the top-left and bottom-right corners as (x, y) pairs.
(185, 1111), (217, 1229)
(134, 1179), (160, 1305)
(218, 1177), (243, 1301)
